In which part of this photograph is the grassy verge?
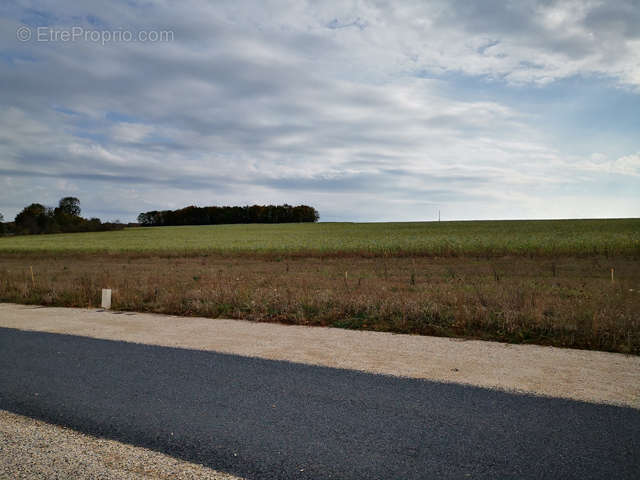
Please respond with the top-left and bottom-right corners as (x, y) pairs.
(1, 254), (638, 354)
(1, 219), (639, 257)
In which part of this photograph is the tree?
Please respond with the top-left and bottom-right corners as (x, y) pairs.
(138, 211), (157, 226)
(15, 203), (53, 234)
(0, 212), (4, 235)
(58, 197), (81, 217)
(9, 198), (125, 236)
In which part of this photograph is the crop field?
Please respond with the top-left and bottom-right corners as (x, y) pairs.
(0, 218), (639, 256)
(1, 219), (639, 354)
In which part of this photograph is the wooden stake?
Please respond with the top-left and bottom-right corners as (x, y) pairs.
(30, 266), (35, 288)
(611, 268), (614, 283)
(411, 258), (416, 286)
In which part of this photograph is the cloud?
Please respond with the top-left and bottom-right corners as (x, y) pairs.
(110, 123), (154, 144)
(0, 1), (638, 221)
(572, 152), (640, 177)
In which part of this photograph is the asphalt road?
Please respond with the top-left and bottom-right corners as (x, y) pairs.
(1, 327), (638, 479)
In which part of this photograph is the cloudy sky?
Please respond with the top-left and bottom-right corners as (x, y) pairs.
(1, 0), (639, 222)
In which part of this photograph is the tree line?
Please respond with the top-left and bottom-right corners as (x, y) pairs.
(0, 200), (320, 236)
(138, 204), (319, 226)
(0, 197), (125, 236)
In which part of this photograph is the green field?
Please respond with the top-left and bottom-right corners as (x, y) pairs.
(2, 219), (639, 353)
(1, 219), (639, 256)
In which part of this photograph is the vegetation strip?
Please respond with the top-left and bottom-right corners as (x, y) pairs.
(1, 219), (639, 256)
(1, 253), (638, 354)
(1, 219), (638, 353)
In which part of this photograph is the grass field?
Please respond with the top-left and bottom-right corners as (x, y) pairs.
(0, 219), (639, 257)
(1, 219), (639, 354)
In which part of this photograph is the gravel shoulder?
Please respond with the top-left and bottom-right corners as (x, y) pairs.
(1, 302), (639, 408)
(0, 409), (241, 480)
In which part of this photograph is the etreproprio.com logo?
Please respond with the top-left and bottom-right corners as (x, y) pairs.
(17, 25), (174, 45)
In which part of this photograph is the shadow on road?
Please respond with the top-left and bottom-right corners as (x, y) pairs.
(1, 327), (638, 479)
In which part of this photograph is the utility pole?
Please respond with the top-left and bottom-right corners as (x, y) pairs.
(438, 210), (440, 222)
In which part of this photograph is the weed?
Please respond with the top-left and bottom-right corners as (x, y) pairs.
(0, 254), (637, 354)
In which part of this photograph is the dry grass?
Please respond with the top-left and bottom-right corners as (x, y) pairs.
(1, 254), (638, 354)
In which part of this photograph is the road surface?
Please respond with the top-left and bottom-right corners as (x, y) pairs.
(1, 325), (639, 479)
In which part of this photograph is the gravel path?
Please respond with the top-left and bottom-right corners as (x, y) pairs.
(0, 410), (241, 480)
(1, 303), (638, 408)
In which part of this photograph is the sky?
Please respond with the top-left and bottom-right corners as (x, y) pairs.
(1, 0), (639, 222)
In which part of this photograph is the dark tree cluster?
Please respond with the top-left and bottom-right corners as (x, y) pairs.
(138, 204), (319, 226)
(1, 197), (125, 236)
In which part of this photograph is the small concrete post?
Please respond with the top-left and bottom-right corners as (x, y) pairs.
(101, 289), (112, 309)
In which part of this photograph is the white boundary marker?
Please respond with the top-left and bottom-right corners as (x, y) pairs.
(101, 289), (112, 310)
